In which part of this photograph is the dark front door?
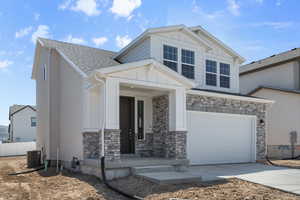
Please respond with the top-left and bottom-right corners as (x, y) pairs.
(120, 96), (135, 154)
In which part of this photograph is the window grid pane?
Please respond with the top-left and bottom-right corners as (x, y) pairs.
(220, 76), (230, 88)
(182, 49), (195, 65)
(206, 60), (217, 73)
(163, 45), (178, 61)
(220, 63), (230, 76)
(182, 64), (194, 79)
(163, 60), (177, 71)
(206, 73), (217, 86)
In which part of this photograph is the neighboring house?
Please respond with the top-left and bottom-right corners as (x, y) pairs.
(9, 105), (37, 142)
(0, 125), (8, 143)
(240, 48), (300, 158)
(32, 24), (272, 175)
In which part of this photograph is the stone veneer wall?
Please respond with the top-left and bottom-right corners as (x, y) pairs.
(135, 132), (153, 157)
(152, 95), (187, 159)
(186, 94), (267, 160)
(82, 129), (120, 161)
(152, 95), (169, 157)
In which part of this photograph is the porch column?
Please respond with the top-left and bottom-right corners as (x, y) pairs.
(103, 77), (120, 160)
(167, 87), (187, 159)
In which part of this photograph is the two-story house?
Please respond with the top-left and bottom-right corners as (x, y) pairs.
(8, 105), (37, 142)
(32, 25), (272, 179)
(240, 48), (300, 159)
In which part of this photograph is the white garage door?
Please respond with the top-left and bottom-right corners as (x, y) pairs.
(187, 111), (256, 165)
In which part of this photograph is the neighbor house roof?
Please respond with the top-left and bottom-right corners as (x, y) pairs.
(9, 105), (36, 120)
(32, 38), (120, 79)
(240, 48), (300, 76)
(248, 86), (300, 96)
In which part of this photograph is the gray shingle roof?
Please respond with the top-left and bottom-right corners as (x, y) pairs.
(9, 105), (36, 119)
(39, 38), (120, 76)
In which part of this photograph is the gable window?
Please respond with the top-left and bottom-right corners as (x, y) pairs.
(181, 49), (195, 79)
(206, 60), (217, 86)
(137, 100), (144, 140)
(220, 63), (230, 88)
(31, 117), (37, 127)
(163, 45), (178, 71)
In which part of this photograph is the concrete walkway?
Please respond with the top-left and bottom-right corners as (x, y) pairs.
(189, 163), (300, 195)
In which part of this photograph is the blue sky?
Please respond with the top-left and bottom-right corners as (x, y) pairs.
(0, 0), (299, 125)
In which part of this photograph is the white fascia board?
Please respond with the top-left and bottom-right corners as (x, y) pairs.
(187, 89), (275, 104)
(190, 26), (246, 63)
(95, 59), (196, 88)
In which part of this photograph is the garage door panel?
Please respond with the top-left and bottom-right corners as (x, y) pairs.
(187, 111), (256, 165)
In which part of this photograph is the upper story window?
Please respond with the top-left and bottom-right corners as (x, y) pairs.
(31, 117), (37, 127)
(181, 49), (195, 79)
(220, 63), (230, 88)
(205, 60), (217, 86)
(163, 45), (178, 71)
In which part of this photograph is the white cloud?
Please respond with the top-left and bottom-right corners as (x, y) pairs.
(227, 0), (240, 16)
(276, 0), (282, 6)
(31, 25), (51, 43)
(64, 34), (86, 44)
(34, 13), (40, 21)
(116, 35), (132, 48)
(0, 60), (13, 69)
(92, 37), (108, 47)
(15, 26), (33, 38)
(110, 0), (141, 18)
(251, 21), (294, 29)
(59, 0), (101, 16)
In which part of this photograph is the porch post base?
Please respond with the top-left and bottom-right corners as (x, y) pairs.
(104, 129), (121, 161)
(166, 131), (187, 159)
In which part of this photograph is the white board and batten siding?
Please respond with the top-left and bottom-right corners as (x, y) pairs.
(0, 142), (36, 157)
(187, 111), (256, 165)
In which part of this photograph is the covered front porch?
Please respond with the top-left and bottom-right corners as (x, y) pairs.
(82, 59), (195, 162)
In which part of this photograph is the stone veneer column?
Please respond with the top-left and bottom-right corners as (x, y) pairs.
(82, 131), (100, 159)
(152, 95), (169, 157)
(82, 130), (120, 161)
(152, 95), (187, 159)
(104, 129), (120, 161)
(166, 131), (187, 159)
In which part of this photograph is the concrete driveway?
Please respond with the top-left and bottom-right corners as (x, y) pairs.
(188, 163), (300, 195)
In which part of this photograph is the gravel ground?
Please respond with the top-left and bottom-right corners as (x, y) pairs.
(0, 156), (299, 200)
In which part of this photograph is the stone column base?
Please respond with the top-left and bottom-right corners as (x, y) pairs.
(82, 131), (100, 159)
(166, 131), (187, 159)
(104, 129), (121, 161)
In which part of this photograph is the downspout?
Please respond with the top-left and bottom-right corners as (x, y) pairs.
(94, 74), (105, 157)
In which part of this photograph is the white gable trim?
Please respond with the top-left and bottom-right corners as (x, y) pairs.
(95, 59), (196, 88)
(114, 25), (213, 60)
(190, 26), (246, 63)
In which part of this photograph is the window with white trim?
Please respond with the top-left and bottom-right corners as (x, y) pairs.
(181, 49), (195, 79)
(137, 100), (144, 140)
(31, 117), (37, 127)
(163, 45), (178, 71)
(220, 63), (230, 88)
(205, 60), (217, 86)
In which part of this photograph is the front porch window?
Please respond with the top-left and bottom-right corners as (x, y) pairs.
(137, 100), (144, 140)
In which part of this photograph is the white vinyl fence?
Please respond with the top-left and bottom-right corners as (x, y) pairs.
(0, 142), (36, 157)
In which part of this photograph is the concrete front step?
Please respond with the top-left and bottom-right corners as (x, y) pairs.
(136, 171), (202, 184)
(131, 165), (175, 174)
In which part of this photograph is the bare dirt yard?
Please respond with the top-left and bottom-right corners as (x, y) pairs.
(0, 156), (299, 200)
